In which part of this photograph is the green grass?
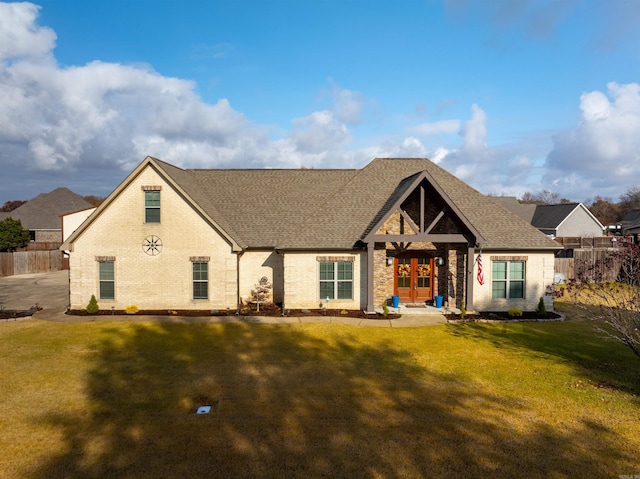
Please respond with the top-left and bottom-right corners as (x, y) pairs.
(1, 315), (639, 478)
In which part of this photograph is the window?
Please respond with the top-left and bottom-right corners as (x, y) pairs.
(492, 260), (525, 299)
(192, 262), (208, 300)
(319, 261), (353, 300)
(145, 190), (160, 223)
(99, 261), (115, 300)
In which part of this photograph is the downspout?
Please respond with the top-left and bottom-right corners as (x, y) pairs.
(236, 248), (245, 315)
(277, 249), (285, 316)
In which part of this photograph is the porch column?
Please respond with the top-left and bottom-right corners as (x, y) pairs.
(466, 244), (475, 311)
(366, 242), (375, 313)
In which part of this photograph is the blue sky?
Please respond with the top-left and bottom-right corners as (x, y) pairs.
(1, 0), (639, 204)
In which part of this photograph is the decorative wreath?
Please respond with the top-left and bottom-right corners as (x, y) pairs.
(397, 264), (411, 276)
(417, 264), (431, 277)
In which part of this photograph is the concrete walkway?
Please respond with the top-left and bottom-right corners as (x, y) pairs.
(0, 270), (449, 327)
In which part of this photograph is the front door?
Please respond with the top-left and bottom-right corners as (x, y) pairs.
(395, 256), (434, 303)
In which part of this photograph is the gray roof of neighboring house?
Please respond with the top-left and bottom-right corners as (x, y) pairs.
(622, 209), (640, 225)
(0, 188), (91, 230)
(530, 203), (581, 230)
(151, 157), (558, 251)
(489, 197), (537, 224)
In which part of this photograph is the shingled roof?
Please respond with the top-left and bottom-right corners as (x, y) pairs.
(531, 203), (582, 231)
(490, 196), (537, 224)
(151, 157), (558, 251)
(0, 187), (91, 230)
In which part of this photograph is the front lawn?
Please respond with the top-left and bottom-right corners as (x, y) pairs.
(1, 315), (638, 478)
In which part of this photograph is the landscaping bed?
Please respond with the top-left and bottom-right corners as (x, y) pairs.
(0, 309), (37, 320)
(67, 303), (400, 319)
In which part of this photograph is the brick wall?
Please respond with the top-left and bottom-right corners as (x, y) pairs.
(68, 167), (238, 311)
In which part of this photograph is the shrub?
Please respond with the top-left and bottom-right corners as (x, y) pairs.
(125, 305), (139, 315)
(382, 300), (389, 318)
(536, 297), (547, 318)
(508, 307), (523, 318)
(86, 295), (99, 314)
(459, 299), (466, 319)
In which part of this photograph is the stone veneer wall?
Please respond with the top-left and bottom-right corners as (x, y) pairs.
(373, 241), (469, 307)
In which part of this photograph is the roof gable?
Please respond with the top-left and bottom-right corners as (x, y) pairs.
(363, 171), (484, 244)
(531, 203), (603, 233)
(531, 203), (580, 229)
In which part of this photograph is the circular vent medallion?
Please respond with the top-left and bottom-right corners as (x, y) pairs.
(142, 235), (162, 256)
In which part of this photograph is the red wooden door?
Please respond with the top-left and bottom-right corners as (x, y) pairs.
(395, 256), (434, 303)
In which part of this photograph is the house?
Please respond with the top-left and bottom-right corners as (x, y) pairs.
(488, 197), (536, 224)
(60, 157), (560, 314)
(62, 207), (97, 242)
(0, 188), (92, 243)
(530, 203), (604, 239)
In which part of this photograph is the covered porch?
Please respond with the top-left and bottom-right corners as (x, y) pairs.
(362, 172), (483, 313)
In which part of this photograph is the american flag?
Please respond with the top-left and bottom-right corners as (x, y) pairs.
(477, 253), (484, 285)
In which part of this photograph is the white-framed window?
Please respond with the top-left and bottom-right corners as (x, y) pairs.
(98, 260), (115, 300)
(192, 261), (209, 300)
(319, 261), (353, 300)
(492, 260), (525, 299)
(144, 190), (161, 223)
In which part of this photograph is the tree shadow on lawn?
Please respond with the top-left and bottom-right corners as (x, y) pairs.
(445, 319), (640, 398)
(31, 323), (631, 478)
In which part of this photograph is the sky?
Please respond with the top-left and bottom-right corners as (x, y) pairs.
(1, 0), (639, 205)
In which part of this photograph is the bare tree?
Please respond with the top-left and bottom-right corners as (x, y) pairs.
(566, 242), (640, 359)
(619, 186), (640, 219)
(520, 190), (572, 205)
(585, 196), (620, 227)
(251, 276), (272, 312)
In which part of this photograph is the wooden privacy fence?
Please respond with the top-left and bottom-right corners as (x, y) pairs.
(555, 249), (622, 282)
(0, 250), (63, 276)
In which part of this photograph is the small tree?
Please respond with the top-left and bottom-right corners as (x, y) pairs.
(0, 217), (31, 252)
(86, 295), (99, 314)
(566, 242), (640, 359)
(536, 297), (547, 318)
(251, 276), (272, 312)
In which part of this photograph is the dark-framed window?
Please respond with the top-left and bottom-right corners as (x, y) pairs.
(492, 260), (525, 299)
(99, 261), (115, 300)
(192, 262), (209, 300)
(144, 190), (161, 223)
(319, 261), (353, 300)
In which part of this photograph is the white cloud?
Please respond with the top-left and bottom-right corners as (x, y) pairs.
(289, 110), (351, 154)
(411, 119), (460, 136)
(330, 83), (366, 124)
(543, 82), (640, 200)
(460, 104), (487, 154)
(0, 2), (55, 61)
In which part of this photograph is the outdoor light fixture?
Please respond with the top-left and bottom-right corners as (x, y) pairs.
(387, 257), (393, 266)
(436, 257), (444, 266)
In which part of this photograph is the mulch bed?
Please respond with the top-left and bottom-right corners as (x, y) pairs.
(0, 309), (37, 319)
(67, 303), (400, 320)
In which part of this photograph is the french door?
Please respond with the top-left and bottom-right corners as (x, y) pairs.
(395, 256), (434, 303)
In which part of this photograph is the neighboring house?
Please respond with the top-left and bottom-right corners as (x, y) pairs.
(0, 188), (92, 243)
(489, 197), (536, 224)
(62, 207), (97, 242)
(61, 157), (560, 314)
(530, 203), (604, 238)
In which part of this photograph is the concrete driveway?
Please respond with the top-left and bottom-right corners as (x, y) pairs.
(0, 270), (448, 326)
(0, 270), (69, 320)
